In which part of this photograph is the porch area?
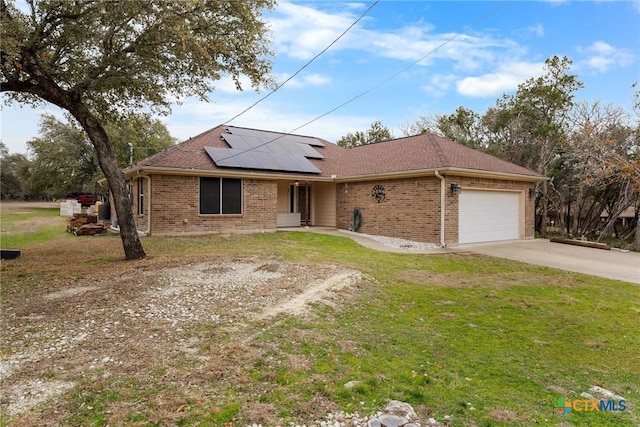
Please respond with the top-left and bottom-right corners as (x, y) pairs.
(276, 180), (336, 228)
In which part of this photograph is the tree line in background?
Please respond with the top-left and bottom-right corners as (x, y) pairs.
(338, 57), (640, 250)
(0, 113), (175, 200)
(2, 0), (274, 259)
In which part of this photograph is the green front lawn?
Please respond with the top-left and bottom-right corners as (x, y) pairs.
(1, 206), (638, 426)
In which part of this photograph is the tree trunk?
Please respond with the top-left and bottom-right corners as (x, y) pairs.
(72, 107), (146, 260)
(1, 30), (145, 259)
(596, 184), (632, 244)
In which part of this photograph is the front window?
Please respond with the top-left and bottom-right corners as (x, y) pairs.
(199, 177), (242, 215)
(137, 178), (144, 215)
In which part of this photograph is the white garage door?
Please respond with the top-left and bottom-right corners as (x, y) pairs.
(459, 190), (520, 244)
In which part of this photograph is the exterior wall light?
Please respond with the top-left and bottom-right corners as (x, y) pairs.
(450, 183), (462, 195)
(529, 188), (540, 198)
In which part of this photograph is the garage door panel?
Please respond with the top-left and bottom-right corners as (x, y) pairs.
(459, 190), (520, 244)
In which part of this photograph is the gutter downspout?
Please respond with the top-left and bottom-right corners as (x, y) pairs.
(434, 171), (446, 247)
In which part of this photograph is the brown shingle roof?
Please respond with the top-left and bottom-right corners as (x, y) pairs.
(135, 125), (342, 177)
(337, 133), (543, 178)
(132, 125), (543, 180)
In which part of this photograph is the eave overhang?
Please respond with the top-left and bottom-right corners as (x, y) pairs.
(335, 167), (548, 183)
(117, 165), (547, 184)
(122, 166), (334, 182)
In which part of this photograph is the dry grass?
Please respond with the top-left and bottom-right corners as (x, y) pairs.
(1, 225), (363, 425)
(2, 204), (639, 427)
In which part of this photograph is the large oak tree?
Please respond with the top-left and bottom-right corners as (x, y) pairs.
(1, 0), (274, 259)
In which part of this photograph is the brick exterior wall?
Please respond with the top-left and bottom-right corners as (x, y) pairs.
(115, 172), (535, 242)
(132, 174), (277, 235)
(336, 177), (442, 243)
(336, 175), (536, 245)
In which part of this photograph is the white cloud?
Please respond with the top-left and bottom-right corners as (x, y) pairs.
(578, 41), (635, 73)
(273, 72), (331, 89)
(422, 74), (458, 98)
(303, 73), (331, 86)
(456, 61), (545, 97)
(164, 96), (371, 144)
(268, 1), (358, 60)
(528, 23), (544, 37)
(269, 1), (521, 74)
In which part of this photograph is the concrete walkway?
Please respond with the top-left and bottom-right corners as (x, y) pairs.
(280, 228), (640, 284)
(279, 227), (452, 254)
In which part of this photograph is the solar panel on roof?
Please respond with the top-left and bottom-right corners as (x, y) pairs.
(220, 134), (251, 151)
(204, 146), (321, 174)
(251, 151), (281, 170)
(204, 147), (241, 168)
(297, 143), (324, 159)
(212, 127), (324, 173)
(225, 126), (325, 147)
(271, 153), (300, 171)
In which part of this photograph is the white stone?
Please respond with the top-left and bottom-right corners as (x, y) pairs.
(383, 400), (417, 420)
(367, 418), (382, 427)
(378, 414), (407, 427)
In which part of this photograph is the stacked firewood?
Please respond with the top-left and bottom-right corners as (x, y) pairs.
(66, 213), (107, 236)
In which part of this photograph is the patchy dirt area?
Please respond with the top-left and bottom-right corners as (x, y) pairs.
(1, 256), (363, 424)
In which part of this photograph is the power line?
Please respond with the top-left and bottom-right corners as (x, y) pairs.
(215, 0), (509, 161)
(285, 1), (510, 136)
(223, 0), (380, 125)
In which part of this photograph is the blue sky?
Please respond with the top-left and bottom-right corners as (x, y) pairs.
(1, 0), (639, 155)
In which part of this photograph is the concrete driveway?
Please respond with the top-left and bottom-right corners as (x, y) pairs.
(287, 229), (639, 284)
(457, 239), (640, 284)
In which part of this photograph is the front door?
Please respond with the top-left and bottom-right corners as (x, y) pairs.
(298, 185), (311, 226)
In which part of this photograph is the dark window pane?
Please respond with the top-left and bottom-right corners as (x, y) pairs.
(222, 178), (242, 214)
(138, 178), (144, 215)
(200, 177), (220, 214)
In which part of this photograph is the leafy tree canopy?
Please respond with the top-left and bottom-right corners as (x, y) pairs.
(105, 115), (177, 168)
(1, 0), (274, 120)
(0, 141), (30, 199)
(25, 113), (176, 197)
(27, 114), (96, 197)
(337, 120), (392, 148)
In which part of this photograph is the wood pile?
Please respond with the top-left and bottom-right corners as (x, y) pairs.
(550, 237), (611, 250)
(67, 213), (107, 236)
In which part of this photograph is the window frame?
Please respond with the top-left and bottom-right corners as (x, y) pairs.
(199, 177), (243, 215)
(137, 177), (145, 215)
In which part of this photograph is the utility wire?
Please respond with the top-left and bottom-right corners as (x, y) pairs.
(285, 1), (509, 136)
(215, 0), (509, 161)
(223, 0), (380, 125)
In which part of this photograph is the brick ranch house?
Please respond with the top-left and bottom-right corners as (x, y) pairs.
(114, 125), (546, 246)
